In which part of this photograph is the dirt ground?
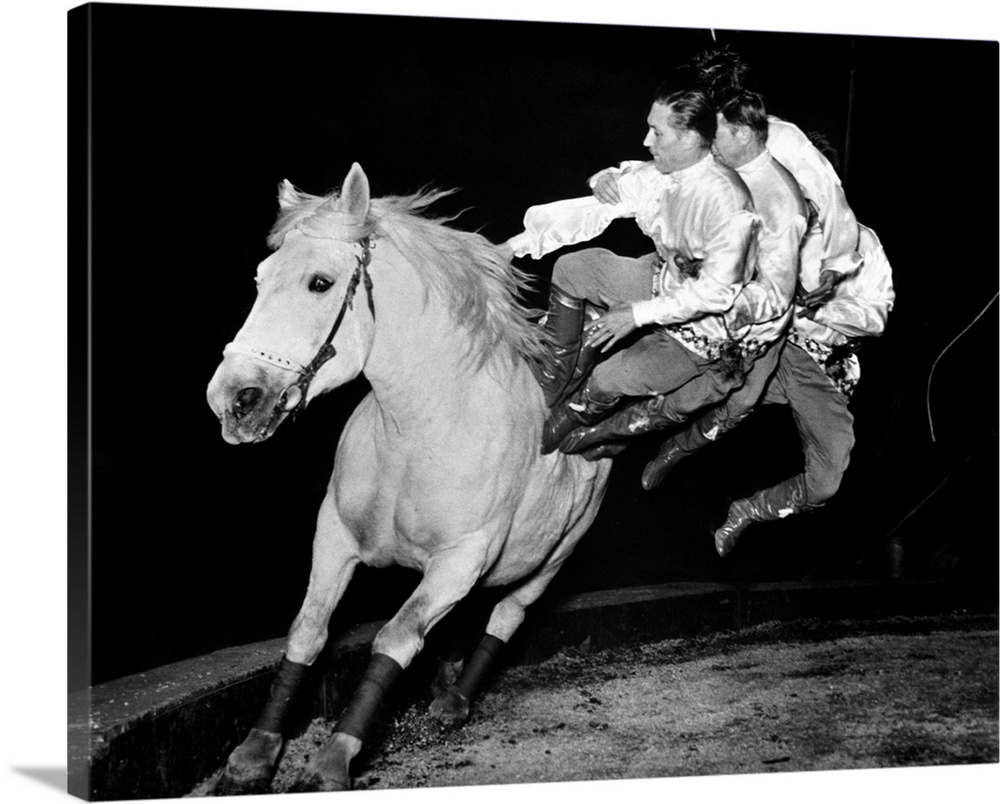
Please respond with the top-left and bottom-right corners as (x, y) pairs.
(188, 613), (998, 795)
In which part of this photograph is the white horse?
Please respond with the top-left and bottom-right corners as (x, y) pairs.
(206, 162), (612, 792)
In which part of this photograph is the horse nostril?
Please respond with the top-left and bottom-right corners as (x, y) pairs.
(233, 386), (264, 418)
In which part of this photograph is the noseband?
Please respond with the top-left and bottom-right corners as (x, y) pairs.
(223, 235), (376, 425)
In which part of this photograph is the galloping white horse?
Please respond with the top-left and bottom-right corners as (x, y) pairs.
(206, 162), (612, 792)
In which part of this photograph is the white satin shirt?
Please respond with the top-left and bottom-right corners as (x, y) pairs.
(507, 154), (759, 350)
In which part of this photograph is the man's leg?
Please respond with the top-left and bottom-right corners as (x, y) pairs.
(541, 249), (659, 408)
(713, 475), (809, 557)
(538, 286), (586, 408)
(543, 328), (714, 454)
(552, 248), (660, 309)
(712, 343), (855, 556)
(781, 343), (856, 508)
(559, 347), (740, 457)
(640, 339), (785, 489)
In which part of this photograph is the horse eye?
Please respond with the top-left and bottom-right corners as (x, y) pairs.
(309, 275), (334, 293)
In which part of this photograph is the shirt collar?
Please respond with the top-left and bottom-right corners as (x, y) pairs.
(735, 149), (771, 175)
(661, 152), (714, 187)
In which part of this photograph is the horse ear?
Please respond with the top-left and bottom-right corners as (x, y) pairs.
(277, 179), (299, 210)
(339, 162), (371, 220)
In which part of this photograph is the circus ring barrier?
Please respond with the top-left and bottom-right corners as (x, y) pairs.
(68, 578), (997, 800)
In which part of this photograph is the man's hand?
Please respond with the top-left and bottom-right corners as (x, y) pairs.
(496, 241), (515, 262)
(726, 297), (754, 335)
(592, 172), (622, 205)
(796, 269), (842, 317)
(584, 304), (637, 352)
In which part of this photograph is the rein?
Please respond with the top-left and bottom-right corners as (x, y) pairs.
(224, 235), (376, 425)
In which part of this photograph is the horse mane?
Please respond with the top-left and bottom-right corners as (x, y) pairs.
(269, 183), (551, 375)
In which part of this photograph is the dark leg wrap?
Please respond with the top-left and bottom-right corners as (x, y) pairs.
(335, 653), (403, 741)
(453, 634), (505, 702)
(254, 655), (311, 735)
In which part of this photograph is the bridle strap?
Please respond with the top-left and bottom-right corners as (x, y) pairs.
(223, 235), (376, 424)
(291, 236), (375, 407)
(222, 341), (306, 373)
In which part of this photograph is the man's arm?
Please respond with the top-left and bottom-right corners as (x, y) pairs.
(506, 195), (627, 259)
(588, 160), (647, 205)
(807, 226), (895, 338)
(728, 210), (808, 333)
(506, 161), (654, 259)
(768, 120), (861, 276)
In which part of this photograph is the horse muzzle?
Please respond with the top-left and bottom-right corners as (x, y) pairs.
(207, 360), (303, 445)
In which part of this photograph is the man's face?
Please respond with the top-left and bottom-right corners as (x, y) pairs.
(711, 112), (750, 168)
(643, 102), (698, 174)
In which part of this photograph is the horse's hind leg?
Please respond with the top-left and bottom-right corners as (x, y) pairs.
(213, 495), (359, 796)
(429, 546), (583, 727)
(428, 593), (493, 699)
(291, 542), (489, 792)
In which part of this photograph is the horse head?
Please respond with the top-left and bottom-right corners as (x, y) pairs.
(207, 163), (378, 444)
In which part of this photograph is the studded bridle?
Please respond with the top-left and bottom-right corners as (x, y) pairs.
(223, 234), (376, 426)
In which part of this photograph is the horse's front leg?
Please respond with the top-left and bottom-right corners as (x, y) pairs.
(290, 541), (488, 792)
(213, 495), (359, 796)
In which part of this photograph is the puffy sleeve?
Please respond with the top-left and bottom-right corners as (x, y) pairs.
(632, 209), (759, 326)
(587, 160), (648, 188)
(507, 161), (653, 259)
(506, 196), (629, 259)
(812, 225), (895, 338)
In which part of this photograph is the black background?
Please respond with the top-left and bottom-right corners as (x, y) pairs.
(72, 4), (998, 688)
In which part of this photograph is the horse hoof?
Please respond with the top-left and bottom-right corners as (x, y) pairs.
(289, 770), (351, 793)
(212, 771), (272, 797)
(429, 687), (471, 728)
(211, 727), (282, 796)
(431, 658), (464, 700)
(290, 731), (358, 792)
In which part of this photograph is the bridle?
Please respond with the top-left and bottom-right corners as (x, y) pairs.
(223, 233), (376, 426)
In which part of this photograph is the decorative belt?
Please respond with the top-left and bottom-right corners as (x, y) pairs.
(788, 331), (860, 398)
(666, 323), (767, 363)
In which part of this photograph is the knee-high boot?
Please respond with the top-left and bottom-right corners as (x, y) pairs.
(539, 286), (586, 408)
(640, 411), (724, 491)
(541, 382), (620, 455)
(559, 395), (668, 456)
(556, 304), (604, 404)
(714, 474), (808, 557)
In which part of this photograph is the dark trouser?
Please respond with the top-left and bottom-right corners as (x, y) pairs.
(697, 341), (856, 556)
(760, 342), (855, 507)
(676, 341), (855, 508)
(674, 336), (785, 449)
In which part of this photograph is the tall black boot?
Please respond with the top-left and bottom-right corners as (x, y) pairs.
(556, 304), (604, 405)
(641, 411), (722, 491)
(539, 286), (585, 408)
(714, 474), (808, 557)
(560, 395), (666, 456)
(541, 382), (620, 455)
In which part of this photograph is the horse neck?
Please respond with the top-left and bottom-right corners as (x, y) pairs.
(363, 246), (538, 428)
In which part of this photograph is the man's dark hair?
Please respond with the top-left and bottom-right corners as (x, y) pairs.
(689, 46), (753, 105)
(718, 89), (769, 142)
(652, 64), (717, 147)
